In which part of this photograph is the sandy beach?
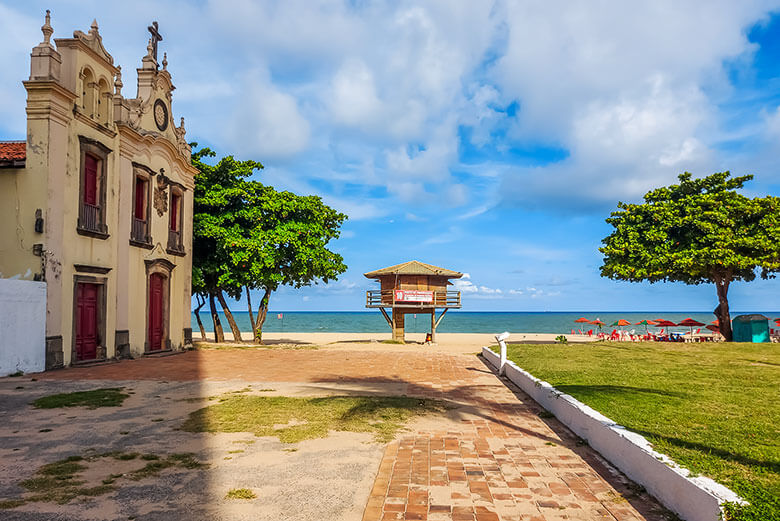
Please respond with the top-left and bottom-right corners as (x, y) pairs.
(197, 331), (595, 354)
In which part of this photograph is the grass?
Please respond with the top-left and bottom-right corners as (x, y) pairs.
(181, 395), (443, 443)
(225, 488), (257, 500)
(496, 341), (780, 521)
(0, 452), (206, 508)
(32, 388), (129, 409)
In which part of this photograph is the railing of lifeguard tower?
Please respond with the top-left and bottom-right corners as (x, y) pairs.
(365, 289), (461, 308)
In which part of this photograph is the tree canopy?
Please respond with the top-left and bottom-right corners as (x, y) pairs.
(192, 146), (348, 343)
(600, 171), (780, 341)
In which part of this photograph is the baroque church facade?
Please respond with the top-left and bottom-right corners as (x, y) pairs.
(0, 12), (197, 369)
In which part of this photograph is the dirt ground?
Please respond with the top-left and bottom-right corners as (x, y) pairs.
(0, 339), (670, 521)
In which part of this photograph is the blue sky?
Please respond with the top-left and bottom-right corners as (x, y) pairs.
(2, 1), (780, 312)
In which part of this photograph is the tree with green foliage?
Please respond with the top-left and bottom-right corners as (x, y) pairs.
(600, 172), (780, 341)
(226, 183), (348, 343)
(191, 146), (348, 343)
(192, 147), (263, 342)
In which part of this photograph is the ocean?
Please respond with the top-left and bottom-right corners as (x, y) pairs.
(190, 311), (778, 334)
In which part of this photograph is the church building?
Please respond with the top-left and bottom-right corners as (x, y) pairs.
(0, 12), (197, 369)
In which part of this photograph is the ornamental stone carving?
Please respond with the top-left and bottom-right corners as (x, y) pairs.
(153, 171), (168, 216)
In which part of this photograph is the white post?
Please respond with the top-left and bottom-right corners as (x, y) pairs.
(495, 331), (510, 376)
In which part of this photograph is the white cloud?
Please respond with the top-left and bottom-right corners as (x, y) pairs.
(313, 278), (358, 294)
(227, 72), (311, 159)
(329, 59), (382, 128)
(3, 1), (779, 217)
(451, 273), (504, 295)
(451, 273), (478, 293)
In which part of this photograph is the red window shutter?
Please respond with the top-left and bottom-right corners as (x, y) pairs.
(134, 178), (145, 219)
(84, 155), (98, 205)
(170, 193), (179, 231)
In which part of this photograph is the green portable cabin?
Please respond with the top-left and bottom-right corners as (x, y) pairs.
(732, 314), (770, 343)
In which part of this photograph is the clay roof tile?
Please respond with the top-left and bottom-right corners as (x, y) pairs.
(0, 141), (26, 165)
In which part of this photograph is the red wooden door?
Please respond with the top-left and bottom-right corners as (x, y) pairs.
(76, 283), (99, 360)
(148, 274), (164, 351)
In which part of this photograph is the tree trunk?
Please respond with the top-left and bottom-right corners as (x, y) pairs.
(216, 290), (243, 342)
(246, 286), (256, 333)
(208, 292), (225, 343)
(194, 294), (207, 340)
(253, 288), (271, 344)
(714, 275), (733, 342)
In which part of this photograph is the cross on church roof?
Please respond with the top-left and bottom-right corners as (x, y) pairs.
(147, 21), (162, 63)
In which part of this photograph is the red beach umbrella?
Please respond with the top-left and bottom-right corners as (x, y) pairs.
(590, 318), (605, 332)
(705, 324), (720, 332)
(653, 319), (678, 337)
(678, 318), (705, 336)
(574, 317), (590, 333)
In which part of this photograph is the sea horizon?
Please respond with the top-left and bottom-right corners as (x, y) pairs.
(191, 310), (779, 334)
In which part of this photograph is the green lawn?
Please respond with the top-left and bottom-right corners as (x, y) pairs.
(497, 341), (779, 521)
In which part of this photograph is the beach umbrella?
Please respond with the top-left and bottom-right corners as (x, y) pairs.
(635, 319), (655, 334)
(652, 319), (678, 337)
(573, 317), (590, 334)
(610, 319), (631, 338)
(590, 318), (605, 332)
(678, 317), (705, 336)
(705, 324), (720, 332)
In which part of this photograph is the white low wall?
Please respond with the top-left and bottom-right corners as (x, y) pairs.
(0, 279), (46, 376)
(482, 346), (742, 521)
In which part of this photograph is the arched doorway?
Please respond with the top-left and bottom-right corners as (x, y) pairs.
(148, 273), (165, 351)
(144, 258), (175, 352)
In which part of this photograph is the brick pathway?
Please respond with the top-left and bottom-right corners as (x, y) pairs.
(38, 349), (669, 521)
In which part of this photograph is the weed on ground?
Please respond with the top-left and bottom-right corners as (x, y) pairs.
(32, 388), (129, 409)
(181, 395), (444, 443)
(0, 451), (206, 509)
(225, 488), (256, 500)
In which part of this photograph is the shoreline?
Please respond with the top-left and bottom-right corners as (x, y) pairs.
(195, 331), (596, 354)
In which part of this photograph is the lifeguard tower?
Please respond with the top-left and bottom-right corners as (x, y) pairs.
(364, 260), (462, 343)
